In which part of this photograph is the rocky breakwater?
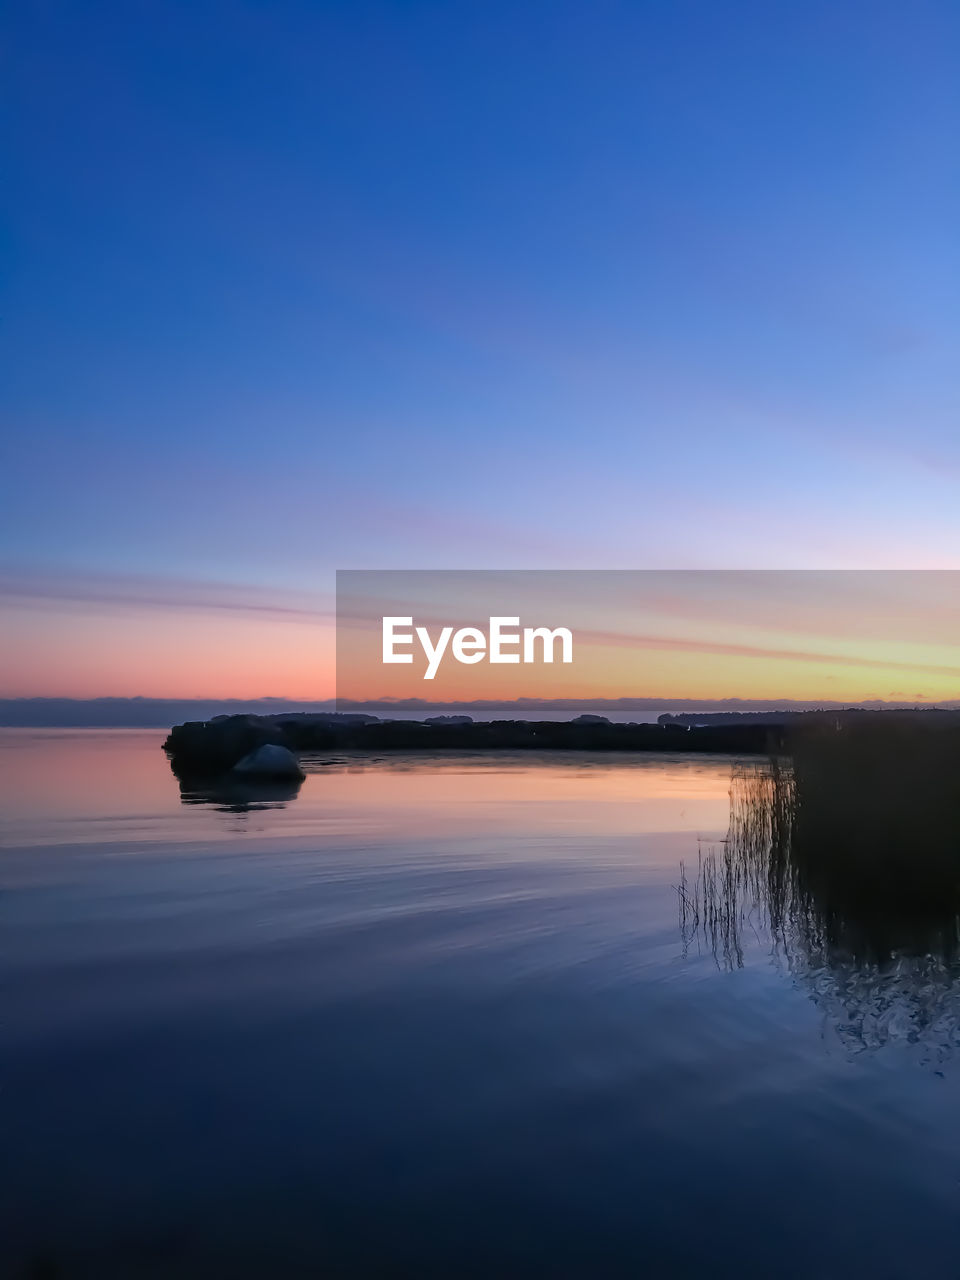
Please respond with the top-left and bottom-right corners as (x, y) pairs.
(163, 712), (778, 779)
(164, 714), (307, 780)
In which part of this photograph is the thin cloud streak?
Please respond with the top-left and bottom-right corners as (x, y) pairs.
(0, 565), (334, 624)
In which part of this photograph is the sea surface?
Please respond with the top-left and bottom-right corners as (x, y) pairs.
(1, 729), (959, 1279)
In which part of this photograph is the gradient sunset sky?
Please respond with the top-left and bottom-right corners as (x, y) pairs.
(2, 2), (959, 700)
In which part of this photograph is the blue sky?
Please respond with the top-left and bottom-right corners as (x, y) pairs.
(2, 1), (959, 694)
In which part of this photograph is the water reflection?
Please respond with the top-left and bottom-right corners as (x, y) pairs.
(681, 759), (960, 1060)
(7, 732), (960, 1275)
(177, 772), (304, 813)
(164, 746), (736, 839)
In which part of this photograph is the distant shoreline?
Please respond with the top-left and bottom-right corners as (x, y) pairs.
(3, 696), (958, 729)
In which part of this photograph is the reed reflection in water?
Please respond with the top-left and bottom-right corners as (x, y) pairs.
(680, 746), (960, 1061)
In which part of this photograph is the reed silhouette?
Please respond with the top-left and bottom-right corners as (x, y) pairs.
(680, 723), (960, 1059)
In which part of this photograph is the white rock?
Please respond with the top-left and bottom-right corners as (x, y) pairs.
(232, 743), (305, 779)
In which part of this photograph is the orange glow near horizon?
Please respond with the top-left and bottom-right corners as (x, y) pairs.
(334, 571), (960, 706)
(335, 625), (960, 704)
(0, 602), (337, 699)
(4, 570), (960, 705)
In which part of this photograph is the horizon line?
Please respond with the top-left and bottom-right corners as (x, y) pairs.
(2, 693), (958, 729)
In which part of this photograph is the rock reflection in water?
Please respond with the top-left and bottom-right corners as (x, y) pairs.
(680, 757), (960, 1061)
(177, 773), (303, 813)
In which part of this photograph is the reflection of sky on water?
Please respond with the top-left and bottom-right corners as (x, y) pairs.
(0, 729), (735, 845)
(3, 731), (960, 1275)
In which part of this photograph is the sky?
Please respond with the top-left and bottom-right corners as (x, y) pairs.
(337, 570), (960, 705)
(2, 1), (959, 699)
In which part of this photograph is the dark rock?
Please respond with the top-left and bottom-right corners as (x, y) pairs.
(163, 715), (292, 776)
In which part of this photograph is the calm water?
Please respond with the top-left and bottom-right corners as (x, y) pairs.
(1, 730), (959, 1278)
